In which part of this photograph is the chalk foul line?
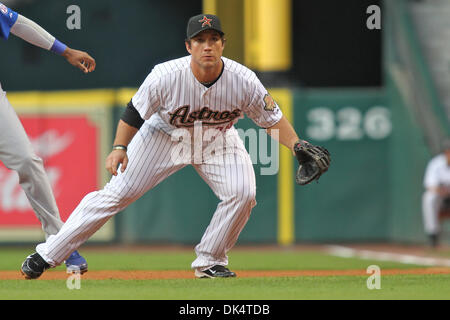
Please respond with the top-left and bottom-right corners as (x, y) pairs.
(325, 245), (450, 267)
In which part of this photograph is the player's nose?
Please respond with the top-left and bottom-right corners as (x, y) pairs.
(204, 39), (215, 49)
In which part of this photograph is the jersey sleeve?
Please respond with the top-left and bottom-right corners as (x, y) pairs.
(424, 157), (440, 189)
(0, 3), (18, 40)
(244, 74), (283, 129)
(131, 68), (161, 120)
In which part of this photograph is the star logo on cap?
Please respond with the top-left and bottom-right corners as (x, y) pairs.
(199, 15), (212, 28)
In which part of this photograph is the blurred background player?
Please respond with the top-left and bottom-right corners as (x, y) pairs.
(0, 2), (95, 273)
(422, 139), (450, 248)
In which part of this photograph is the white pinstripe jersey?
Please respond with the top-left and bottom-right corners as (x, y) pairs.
(424, 154), (450, 189)
(131, 56), (283, 136)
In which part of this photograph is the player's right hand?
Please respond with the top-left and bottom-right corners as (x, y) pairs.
(105, 150), (128, 176)
(62, 47), (96, 73)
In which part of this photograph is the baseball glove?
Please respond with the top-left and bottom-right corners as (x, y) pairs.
(294, 140), (331, 185)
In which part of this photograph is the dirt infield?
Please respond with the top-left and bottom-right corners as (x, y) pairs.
(2, 268), (450, 280)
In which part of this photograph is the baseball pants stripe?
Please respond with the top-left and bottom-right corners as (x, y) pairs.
(191, 151), (256, 269)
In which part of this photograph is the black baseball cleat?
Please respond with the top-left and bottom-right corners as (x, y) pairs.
(21, 253), (50, 279)
(195, 265), (237, 278)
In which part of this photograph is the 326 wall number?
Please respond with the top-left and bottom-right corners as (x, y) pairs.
(305, 106), (391, 141)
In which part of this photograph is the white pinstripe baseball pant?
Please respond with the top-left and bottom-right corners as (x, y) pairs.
(422, 190), (443, 235)
(37, 121), (256, 269)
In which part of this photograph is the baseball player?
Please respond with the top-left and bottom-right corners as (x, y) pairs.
(0, 2), (95, 273)
(422, 140), (450, 247)
(20, 14), (328, 279)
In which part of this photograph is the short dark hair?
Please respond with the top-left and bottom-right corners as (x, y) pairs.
(185, 30), (226, 47)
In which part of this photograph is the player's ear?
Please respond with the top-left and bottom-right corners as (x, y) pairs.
(185, 40), (192, 54)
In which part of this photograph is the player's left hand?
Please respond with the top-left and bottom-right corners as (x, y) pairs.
(294, 140), (331, 185)
(62, 47), (96, 73)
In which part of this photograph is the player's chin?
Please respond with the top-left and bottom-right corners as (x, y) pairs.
(200, 58), (219, 68)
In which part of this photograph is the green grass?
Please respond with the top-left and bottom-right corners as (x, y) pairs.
(0, 247), (449, 300)
(1, 275), (449, 300)
(0, 247), (428, 271)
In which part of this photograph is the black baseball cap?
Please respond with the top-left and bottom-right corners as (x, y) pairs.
(186, 14), (225, 39)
